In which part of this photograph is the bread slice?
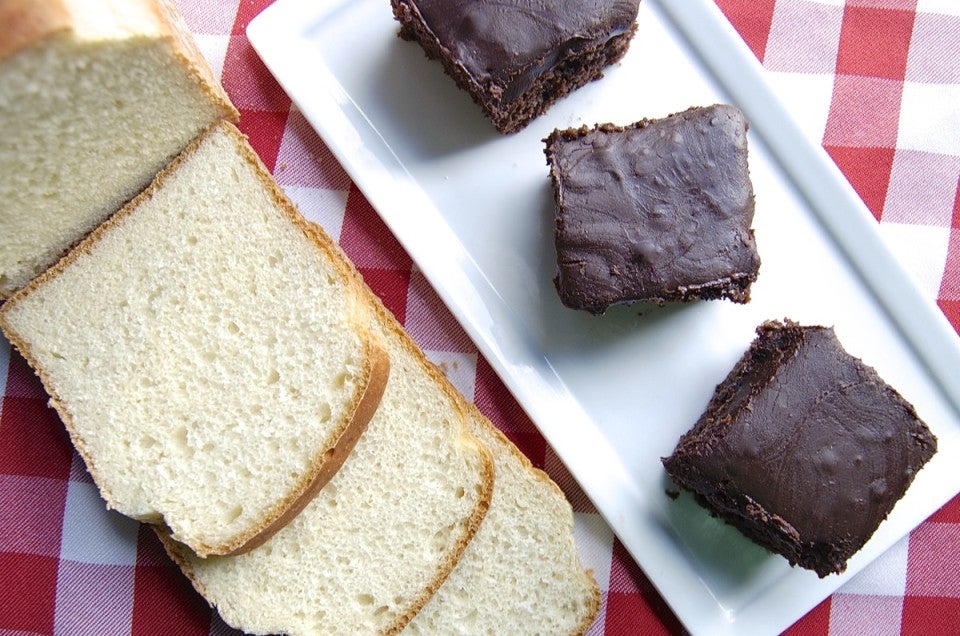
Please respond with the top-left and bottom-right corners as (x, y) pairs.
(406, 403), (601, 635)
(159, 288), (496, 635)
(0, 0), (238, 299)
(0, 121), (389, 557)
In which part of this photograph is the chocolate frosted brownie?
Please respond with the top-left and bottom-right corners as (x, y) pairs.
(544, 104), (761, 314)
(390, 0), (641, 134)
(662, 320), (938, 577)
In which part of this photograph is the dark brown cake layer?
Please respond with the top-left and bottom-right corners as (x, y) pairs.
(662, 320), (938, 577)
(544, 104), (760, 314)
(390, 0), (641, 134)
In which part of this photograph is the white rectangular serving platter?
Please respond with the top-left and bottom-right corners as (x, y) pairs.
(248, 1), (960, 634)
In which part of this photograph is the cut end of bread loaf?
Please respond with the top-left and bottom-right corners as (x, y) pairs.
(0, 0), (238, 299)
(0, 121), (388, 557)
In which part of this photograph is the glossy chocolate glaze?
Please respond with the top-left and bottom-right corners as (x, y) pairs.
(404, 0), (640, 102)
(545, 104), (760, 314)
(663, 320), (938, 577)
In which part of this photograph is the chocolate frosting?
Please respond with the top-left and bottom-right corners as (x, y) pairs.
(546, 105), (760, 313)
(663, 321), (937, 576)
(407, 0), (640, 101)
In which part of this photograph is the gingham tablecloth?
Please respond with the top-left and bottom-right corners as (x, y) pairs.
(1, 0), (958, 634)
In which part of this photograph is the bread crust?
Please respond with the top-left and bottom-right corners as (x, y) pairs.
(0, 121), (389, 556)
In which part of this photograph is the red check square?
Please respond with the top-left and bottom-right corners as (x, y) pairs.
(606, 540), (684, 634)
(0, 397), (73, 480)
(836, 6), (915, 80)
(341, 185), (414, 271)
(358, 267), (412, 324)
(928, 495), (960, 524)
(939, 298), (960, 334)
(221, 34), (290, 112)
(825, 145), (896, 220)
(132, 528), (211, 636)
(4, 350), (47, 399)
(901, 596), (960, 635)
(782, 597), (831, 635)
(472, 357), (536, 435)
(714, 0), (778, 62)
(824, 75), (903, 147)
(237, 108), (289, 172)
(0, 552), (58, 634)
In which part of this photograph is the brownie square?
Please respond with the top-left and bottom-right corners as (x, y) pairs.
(390, 0), (641, 134)
(544, 104), (761, 314)
(662, 320), (937, 577)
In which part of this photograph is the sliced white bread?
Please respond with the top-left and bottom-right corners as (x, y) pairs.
(0, 121), (389, 557)
(160, 283), (496, 636)
(406, 403), (601, 635)
(0, 0), (239, 299)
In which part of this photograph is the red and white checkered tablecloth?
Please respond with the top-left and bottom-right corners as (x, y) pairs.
(1, 0), (958, 634)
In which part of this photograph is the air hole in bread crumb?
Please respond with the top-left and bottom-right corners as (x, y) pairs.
(373, 606), (389, 617)
(356, 594), (374, 606)
(318, 402), (331, 423)
(172, 426), (189, 449)
(266, 368), (280, 385)
(454, 486), (465, 499)
(186, 235), (198, 246)
(227, 321), (240, 334)
(223, 505), (243, 524)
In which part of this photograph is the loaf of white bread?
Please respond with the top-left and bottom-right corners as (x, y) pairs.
(0, 121), (391, 557)
(0, 0), (238, 299)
